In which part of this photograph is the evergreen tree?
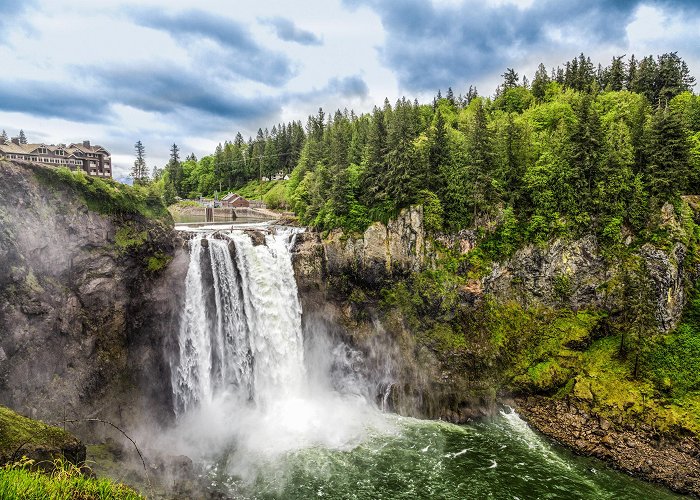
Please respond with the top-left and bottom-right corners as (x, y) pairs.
(361, 106), (388, 208)
(18, 130), (27, 144)
(531, 63), (550, 102)
(466, 100), (495, 220)
(446, 87), (455, 105)
(608, 55), (626, 91)
(131, 140), (148, 184)
(0, 130), (7, 144)
(646, 104), (690, 198)
(428, 109), (449, 196)
(466, 86), (478, 104)
(569, 93), (602, 214)
(626, 54), (638, 90)
(502, 68), (519, 89)
(620, 260), (658, 379)
(167, 143), (183, 197)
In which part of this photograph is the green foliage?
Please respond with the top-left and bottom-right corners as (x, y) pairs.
(114, 225), (148, 253)
(262, 182), (290, 209)
(163, 52), (696, 245)
(0, 457), (143, 499)
(553, 273), (572, 301)
(34, 167), (169, 221)
(0, 407), (76, 462)
(416, 190), (443, 232)
(146, 251), (173, 273)
(648, 325), (700, 397)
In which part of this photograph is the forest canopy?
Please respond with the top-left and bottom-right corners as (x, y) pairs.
(155, 52), (699, 249)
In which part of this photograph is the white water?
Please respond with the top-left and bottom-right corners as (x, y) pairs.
(170, 227), (392, 480)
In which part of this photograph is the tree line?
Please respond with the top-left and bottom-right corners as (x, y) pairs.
(144, 52), (698, 251)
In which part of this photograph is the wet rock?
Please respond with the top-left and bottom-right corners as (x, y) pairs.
(516, 396), (700, 497)
(244, 230), (266, 246)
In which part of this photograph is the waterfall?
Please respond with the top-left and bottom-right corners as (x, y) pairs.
(172, 227), (304, 415)
(170, 225), (393, 474)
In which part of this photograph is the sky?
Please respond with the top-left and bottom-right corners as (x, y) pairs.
(0, 0), (699, 179)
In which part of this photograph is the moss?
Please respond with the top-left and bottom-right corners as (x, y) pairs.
(0, 407), (76, 463)
(418, 323), (467, 352)
(114, 225), (148, 252)
(524, 360), (571, 392)
(23, 271), (44, 294)
(146, 251), (172, 273)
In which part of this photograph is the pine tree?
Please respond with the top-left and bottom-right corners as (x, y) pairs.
(167, 143), (183, 197)
(608, 55), (626, 91)
(531, 63), (550, 102)
(620, 260), (658, 379)
(626, 54), (638, 90)
(502, 68), (519, 89)
(0, 130), (7, 144)
(18, 130), (27, 144)
(569, 94), (602, 212)
(428, 109), (449, 197)
(131, 140), (147, 184)
(467, 100), (495, 220)
(646, 104), (690, 198)
(466, 86), (478, 104)
(446, 87), (455, 105)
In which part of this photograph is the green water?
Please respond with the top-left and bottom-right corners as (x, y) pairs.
(204, 412), (679, 499)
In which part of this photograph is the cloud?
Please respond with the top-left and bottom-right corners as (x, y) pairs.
(261, 17), (323, 46)
(0, 80), (107, 122)
(0, 63), (281, 133)
(344, 0), (700, 92)
(132, 8), (295, 85)
(0, 0), (36, 44)
(326, 75), (370, 98)
(87, 64), (280, 120)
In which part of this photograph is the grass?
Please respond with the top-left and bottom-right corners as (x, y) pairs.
(33, 166), (170, 221)
(230, 179), (286, 201)
(0, 407), (78, 463)
(0, 457), (143, 500)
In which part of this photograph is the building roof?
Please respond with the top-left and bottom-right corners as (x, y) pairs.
(222, 192), (243, 202)
(0, 141), (110, 158)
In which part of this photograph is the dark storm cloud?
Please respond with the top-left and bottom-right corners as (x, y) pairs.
(0, 64), (280, 132)
(344, 0), (700, 92)
(0, 81), (107, 122)
(87, 65), (279, 120)
(261, 17), (323, 46)
(132, 8), (295, 85)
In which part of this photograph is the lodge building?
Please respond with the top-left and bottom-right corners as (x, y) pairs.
(0, 139), (112, 178)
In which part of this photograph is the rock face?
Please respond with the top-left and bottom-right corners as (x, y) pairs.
(484, 235), (608, 310)
(293, 208), (497, 422)
(324, 206), (427, 285)
(484, 233), (690, 333)
(516, 396), (700, 497)
(0, 161), (187, 432)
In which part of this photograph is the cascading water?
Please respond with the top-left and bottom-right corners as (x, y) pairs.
(170, 226), (389, 474)
(172, 227), (307, 414)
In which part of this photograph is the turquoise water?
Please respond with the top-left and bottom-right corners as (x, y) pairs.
(201, 411), (679, 499)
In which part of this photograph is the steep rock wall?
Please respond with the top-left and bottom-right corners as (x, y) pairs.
(0, 161), (187, 430)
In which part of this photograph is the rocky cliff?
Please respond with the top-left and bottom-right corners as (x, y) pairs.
(0, 161), (187, 432)
(292, 201), (700, 496)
